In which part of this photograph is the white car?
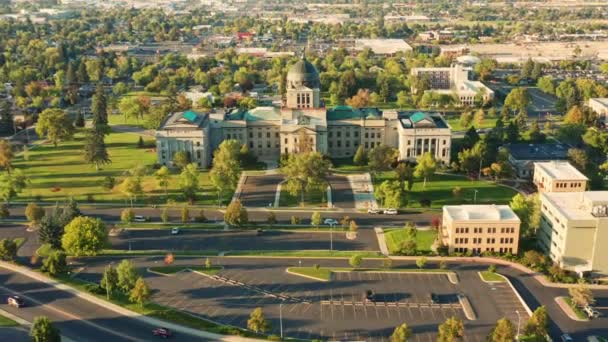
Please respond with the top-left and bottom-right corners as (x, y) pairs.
(133, 215), (147, 222)
(170, 227), (180, 235)
(367, 208), (379, 214)
(324, 218), (339, 226)
(383, 208), (398, 215)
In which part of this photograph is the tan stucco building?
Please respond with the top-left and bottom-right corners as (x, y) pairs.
(156, 57), (452, 167)
(442, 205), (521, 255)
(538, 191), (608, 277)
(533, 161), (588, 193)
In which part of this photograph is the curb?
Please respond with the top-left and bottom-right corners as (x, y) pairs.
(555, 296), (589, 322)
(285, 268), (329, 282)
(477, 271), (507, 284)
(457, 294), (477, 320)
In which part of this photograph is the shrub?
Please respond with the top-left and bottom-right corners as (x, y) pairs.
(290, 216), (301, 225)
(488, 264), (497, 273)
(0, 204), (10, 219)
(195, 209), (207, 223)
(419, 198), (431, 207)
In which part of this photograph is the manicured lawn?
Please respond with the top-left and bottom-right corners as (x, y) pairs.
(288, 266), (450, 281)
(98, 249), (219, 256)
(479, 271), (506, 282)
(446, 117), (497, 132)
(226, 250), (384, 258)
(373, 172), (517, 209)
(331, 158), (369, 173)
(384, 229), (437, 255)
(149, 266), (223, 276)
(12, 131), (226, 205)
(564, 297), (589, 320)
(108, 113), (148, 127)
(279, 188), (327, 207)
(0, 315), (18, 327)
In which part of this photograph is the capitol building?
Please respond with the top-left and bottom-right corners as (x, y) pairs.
(155, 57), (452, 168)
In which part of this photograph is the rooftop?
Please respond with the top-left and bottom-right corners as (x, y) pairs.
(326, 106), (383, 121)
(535, 161), (588, 181)
(398, 112), (448, 129)
(160, 110), (207, 129)
(443, 205), (520, 222)
(354, 39), (413, 55)
(227, 107), (281, 121)
(589, 98), (608, 107)
(506, 143), (569, 161)
(541, 191), (608, 221)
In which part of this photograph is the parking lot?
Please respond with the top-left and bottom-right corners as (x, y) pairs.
(239, 174), (284, 207)
(110, 228), (380, 252)
(71, 257), (535, 341)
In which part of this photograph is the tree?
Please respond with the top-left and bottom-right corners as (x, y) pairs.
(414, 152), (437, 188)
(459, 111), (473, 129)
(489, 318), (515, 342)
(0, 204), (9, 219)
(155, 166), (170, 196)
(0, 169), (28, 204)
(172, 151), (190, 170)
(345, 89), (371, 108)
(537, 76), (555, 95)
(35, 109), (74, 147)
(524, 306), (548, 338)
(121, 208), (134, 224)
(267, 212), (277, 225)
(474, 109), (485, 126)
(179, 163), (200, 203)
(25, 203), (45, 226)
(349, 220), (358, 232)
(0, 140), (14, 173)
(100, 265), (118, 300)
(438, 316), (465, 342)
(311, 211), (322, 227)
(210, 140), (242, 204)
(416, 257), (427, 269)
(568, 148), (588, 173)
(91, 84), (108, 130)
(390, 323), (412, 342)
(353, 145), (367, 166)
(395, 163), (415, 190)
(247, 307), (270, 333)
(374, 180), (403, 208)
(528, 121), (545, 143)
(368, 145), (398, 174)
(129, 277), (150, 308)
(504, 87), (529, 112)
(83, 130), (110, 171)
(349, 254), (362, 268)
(41, 251), (67, 276)
(116, 259), (138, 293)
(30, 316), (61, 342)
(61, 216), (108, 256)
(282, 152), (331, 205)
(0, 239), (17, 261)
(569, 281), (595, 308)
(224, 199), (248, 227)
(180, 206), (190, 223)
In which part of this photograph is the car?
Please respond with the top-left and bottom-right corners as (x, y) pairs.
(560, 334), (573, 342)
(152, 327), (172, 338)
(7, 295), (24, 308)
(324, 218), (339, 226)
(256, 228), (264, 236)
(584, 306), (601, 318)
(363, 289), (375, 302)
(170, 227), (180, 235)
(383, 208), (398, 215)
(367, 208), (379, 214)
(133, 215), (147, 222)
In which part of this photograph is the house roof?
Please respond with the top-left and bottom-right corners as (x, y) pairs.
(506, 143), (569, 161)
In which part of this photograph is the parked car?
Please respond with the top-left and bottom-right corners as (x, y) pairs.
(560, 334), (573, 342)
(152, 327), (172, 338)
(170, 227), (180, 235)
(7, 295), (24, 308)
(256, 229), (264, 236)
(584, 306), (601, 318)
(367, 208), (379, 214)
(133, 215), (147, 222)
(324, 218), (339, 226)
(363, 289), (375, 303)
(383, 208), (398, 215)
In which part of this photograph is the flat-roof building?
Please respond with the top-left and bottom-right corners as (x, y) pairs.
(588, 98), (608, 127)
(442, 205), (521, 255)
(533, 161), (588, 193)
(505, 143), (570, 179)
(538, 191), (608, 277)
(354, 39), (413, 56)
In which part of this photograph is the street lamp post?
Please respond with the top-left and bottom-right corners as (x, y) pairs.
(279, 302), (283, 339)
(473, 189), (479, 204)
(330, 224), (333, 251)
(515, 310), (521, 340)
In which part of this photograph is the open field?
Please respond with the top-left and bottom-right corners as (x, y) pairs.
(12, 131), (226, 204)
(384, 229), (438, 255)
(373, 172), (517, 209)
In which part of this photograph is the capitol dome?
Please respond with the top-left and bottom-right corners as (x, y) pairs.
(286, 57), (320, 89)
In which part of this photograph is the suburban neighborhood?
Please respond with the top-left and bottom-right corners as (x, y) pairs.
(0, 0), (607, 342)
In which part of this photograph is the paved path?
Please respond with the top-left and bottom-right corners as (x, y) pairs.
(348, 173), (378, 210)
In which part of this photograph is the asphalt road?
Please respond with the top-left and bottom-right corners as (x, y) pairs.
(328, 175), (356, 209)
(0, 268), (201, 342)
(239, 174), (284, 207)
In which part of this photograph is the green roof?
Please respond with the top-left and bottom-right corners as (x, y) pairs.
(327, 106), (382, 120)
(410, 111), (427, 123)
(183, 110), (199, 122)
(227, 107), (281, 121)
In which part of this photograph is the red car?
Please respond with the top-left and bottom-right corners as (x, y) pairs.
(152, 327), (172, 338)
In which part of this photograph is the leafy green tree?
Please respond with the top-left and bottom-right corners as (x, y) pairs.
(172, 151), (190, 170)
(116, 259), (138, 293)
(374, 180), (403, 208)
(414, 152), (437, 188)
(416, 257), (427, 269)
(438, 316), (465, 342)
(41, 251), (67, 276)
(459, 111), (473, 129)
(30, 316), (61, 342)
(537, 76), (555, 95)
(0, 204), (9, 219)
(504, 87), (529, 112)
(181, 206), (190, 223)
(161, 208), (170, 223)
(129, 277), (150, 308)
(100, 264), (118, 300)
(353, 145), (367, 166)
(395, 162), (415, 190)
(282, 152), (331, 205)
(247, 307), (270, 333)
(61, 217), (108, 256)
(155, 166), (170, 196)
(179, 163), (200, 203)
(91, 84), (108, 131)
(0, 139), (14, 173)
(489, 318), (515, 342)
(83, 130), (110, 171)
(121, 208), (134, 224)
(267, 212), (277, 225)
(311, 211), (322, 227)
(25, 203), (45, 226)
(390, 323), (412, 342)
(569, 281), (595, 308)
(349, 254), (363, 268)
(0, 239), (17, 261)
(35, 109), (74, 147)
(368, 145), (398, 174)
(224, 199), (248, 227)
(524, 306), (548, 338)
(0, 169), (28, 204)
(210, 140), (242, 204)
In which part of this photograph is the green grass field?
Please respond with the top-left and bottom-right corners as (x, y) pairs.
(12, 131), (227, 205)
(446, 117), (498, 132)
(384, 229), (437, 255)
(564, 297), (589, 320)
(108, 114), (148, 127)
(331, 158), (369, 173)
(479, 271), (506, 282)
(0, 315), (18, 327)
(279, 188), (327, 207)
(373, 172), (517, 209)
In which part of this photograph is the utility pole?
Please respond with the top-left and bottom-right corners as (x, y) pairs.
(279, 302), (284, 339)
(515, 310), (521, 340)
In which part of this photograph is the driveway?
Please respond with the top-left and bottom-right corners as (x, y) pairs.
(239, 174), (284, 208)
(328, 175), (355, 209)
